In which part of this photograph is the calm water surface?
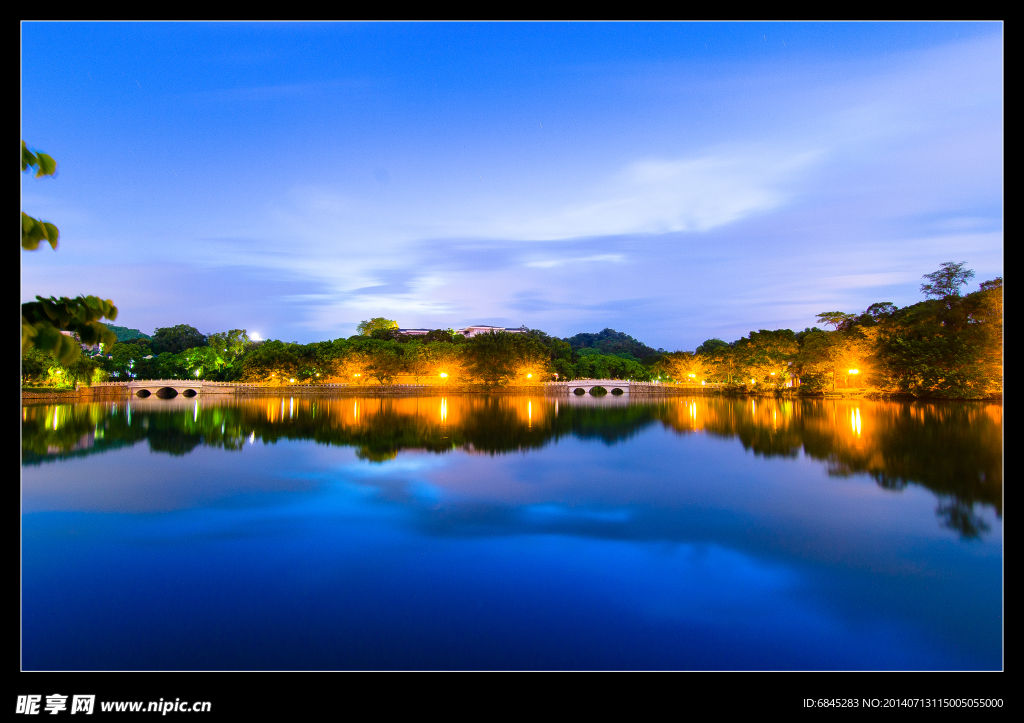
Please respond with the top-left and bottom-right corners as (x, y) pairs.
(22, 394), (1002, 670)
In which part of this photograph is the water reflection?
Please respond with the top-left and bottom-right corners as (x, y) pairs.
(23, 394), (1001, 538)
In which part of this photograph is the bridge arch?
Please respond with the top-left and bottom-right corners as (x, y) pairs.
(562, 379), (631, 396)
(128, 380), (204, 398)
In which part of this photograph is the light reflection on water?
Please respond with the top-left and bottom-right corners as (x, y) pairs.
(21, 394), (1002, 670)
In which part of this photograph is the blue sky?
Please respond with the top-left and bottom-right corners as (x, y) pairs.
(21, 22), (1002, 349)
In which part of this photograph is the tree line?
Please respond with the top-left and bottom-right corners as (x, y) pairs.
(22, 262), (1001, 399)
(655, 262), (1001, 399)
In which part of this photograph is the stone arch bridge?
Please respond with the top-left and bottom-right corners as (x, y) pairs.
(120, 380), (235, 398)
(547, 379), (633, 396)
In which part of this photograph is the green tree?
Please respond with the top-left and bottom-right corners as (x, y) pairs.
(21, 142), (118, 365)
(21, 347), (52, 385)
(464, 331), (549, 386)
(102, 342), (143, 380)
(239, 340), (312, 383)
(695, 338), (729, 355)
(815, 312), (857, 332)
(151, 324), (208, 355)
(658, 351), (707, 383)
(564, 328), (661, 359)
(733, 330), (798, 388)
(865, 302), (898, 321)
(206, 329), (251, 379)
(22, 296), (118, 365)
(356, 317), (399, 336)
(920, 261), (975, 303)
(181, 346), (220, 380)
(795, 329), (870, 391)
(872, 273), (1001, 398)
(105, 325), (152, 342)
(352, 339), (406, 384)
(63, 355), (99, 388)
(700, 342), (741, 384)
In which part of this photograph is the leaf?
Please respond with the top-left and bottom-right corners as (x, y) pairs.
(42, 222), (59, 249)
(21, 213), (59, 251)
(21, 141), (37, 172)
(21, 214), (40, 250)
(35, 153), (57, 177)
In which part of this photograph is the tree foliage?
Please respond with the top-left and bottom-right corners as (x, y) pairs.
(150, 325), (208, 355)
(21, 141), (59, 251)
(356, 317), (398, 336)
(564, 328), (662, 359)
(658, 351), (706, 383)
(463, 331), (549, 387)
(21, 141), (118, 366)
(105, 325), (151, 342)
(920, 261), (975, 302)
(22, 296), (118, 366)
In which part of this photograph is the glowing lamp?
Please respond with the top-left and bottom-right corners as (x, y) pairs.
(440, 372), (448, 378)
(688, 373), (695, 378)
(526, 373), (533, 378)
(849, 369), (859, 375)
(289, 378), (295, 383)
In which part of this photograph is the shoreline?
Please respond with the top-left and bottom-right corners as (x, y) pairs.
(21, 384), (1001, 403)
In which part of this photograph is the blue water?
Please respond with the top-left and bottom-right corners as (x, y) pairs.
(21, 396), (1002, 669)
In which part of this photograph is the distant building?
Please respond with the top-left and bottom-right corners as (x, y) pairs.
(457, 325), (527, 338)
(396, 326), (528, 338)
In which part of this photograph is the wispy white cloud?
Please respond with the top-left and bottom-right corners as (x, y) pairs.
(484, 148), (823, 241)
(524, 254), (624, 268)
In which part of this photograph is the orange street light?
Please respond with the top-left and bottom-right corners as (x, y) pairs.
(439, 372), (448, 378)
(849, 369), (859, 375)
(526, 373), (533, 378)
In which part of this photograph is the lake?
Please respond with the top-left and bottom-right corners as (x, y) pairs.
(21, 393), (1002, 670)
